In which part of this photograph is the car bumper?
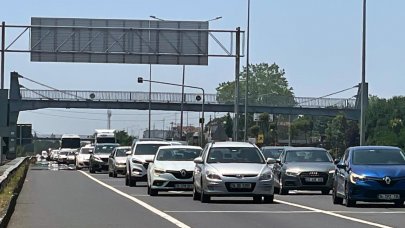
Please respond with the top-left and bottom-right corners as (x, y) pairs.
(92, 160), (108, 170)
(77, 161), (89, 168)
(130, 163), (149, 178)
(151, 174), (194, 191)
(348, 181), (405, 202)
(281, 173), (333, 191)
(202, 177), (274, 196)
(114, 164), (126, 173)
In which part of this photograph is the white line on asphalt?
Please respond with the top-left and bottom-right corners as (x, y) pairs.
(274, 199), (393, 228)
(165, 210), (316, 213)
(79, 171), (190, 228)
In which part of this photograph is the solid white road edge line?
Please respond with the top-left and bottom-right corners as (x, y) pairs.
(274, 199), (393, 228)
(79, 171), (190, 228)
(165, 210), (405, 214)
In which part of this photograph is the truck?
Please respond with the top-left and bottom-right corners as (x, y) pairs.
(95, 129), (116, 144)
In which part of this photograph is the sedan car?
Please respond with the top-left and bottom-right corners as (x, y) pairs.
(147, 145), (202, 196)
(89, 143), (119, 173)
(57, 149), (70, 164)
(193, 142), (276, 203)
(333, 146), (405, 207)
(108, 146), (131, 177)
(66, 150), (78, 165)
(261, 146), (285, 160)
(272, 147), (335, 195)
(75, 146), (94, 170)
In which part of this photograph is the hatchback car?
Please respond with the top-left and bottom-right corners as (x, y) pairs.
(193, 141), (276, 203)
(108, 146), (131, 177)
(272, 147), (335, 195)
(147, 145), (202, 196)
(75, 146), (94, 170)
(333, 146), (405, 207)
(89, 143), (119, 173)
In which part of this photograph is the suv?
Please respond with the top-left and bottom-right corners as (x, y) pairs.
(89, 143), (119, 173)
(125, 140), (171, 187)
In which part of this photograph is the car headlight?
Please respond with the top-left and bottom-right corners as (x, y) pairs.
(206, 171), (221, 181)
(259, 170), (273, 180)
(350, 172), (366, 184)
(329, 169), (335, 174)
(153, 168), (165, 176)
(285, 169), (300, 176)
(132, 158), (144, 164)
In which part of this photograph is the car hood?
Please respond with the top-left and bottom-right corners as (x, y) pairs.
(208, 163), (265, 175)
(132, 155), (154, 162)
(115, 157), (127, 163)
(284, 162), (335, 172)
(351, 165), (405, 178)
(94, 154), (110, 159)
(154, 161), (195, 171)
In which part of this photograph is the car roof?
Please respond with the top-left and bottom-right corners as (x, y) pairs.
(261, 146), (288, 149)
(95, 143), (120, 146)
(210, 141), (256, 148)
(115, 146), (131, 149)
(350, 146), (401, 150)
(137, 138), (166, 142)
(135, 141), (171, 145)
(284, 147), (327, 151)
(158, 145), (202, 150)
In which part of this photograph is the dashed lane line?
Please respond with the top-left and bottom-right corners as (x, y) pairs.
(79, 171), (190, 228)
(274, 199), (393, 228)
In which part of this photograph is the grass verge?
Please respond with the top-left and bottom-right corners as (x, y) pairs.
(0, 164), (27, 213)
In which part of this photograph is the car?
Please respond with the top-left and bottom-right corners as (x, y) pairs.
(75, 146), (94, 170)
(126, 140), (171, 187)
(66, 150), (78, 165)
(261, 146), (285, 160)
(108, 146), (131, 177)
(41, 151), (49, 160)
(272, 147), (335, 195)
(50, 149), (59, 161)
(193, 141), (276, 203)
(57, 149), (70, 164)
(147, 145), (202, 196)
(89, 143), (119, 173)
(332, 146), (405, 207)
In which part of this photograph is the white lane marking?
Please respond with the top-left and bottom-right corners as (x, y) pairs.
(79, 171), (190, 228)
(165, 210), (405, 214)
(274, 199), (393, 228)
(130, 194), (149, 197)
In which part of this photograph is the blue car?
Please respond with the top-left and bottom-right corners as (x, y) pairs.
(332, 146), (405, 207)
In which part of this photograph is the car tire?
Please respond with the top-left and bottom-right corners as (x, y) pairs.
(253, 196), (262, 203)
(150, 188), (158, 196)
(89, 166), (95, 173)
(263, 195), (274, 204)
(344, 184), (356, 207)
(113, 171), (118, 178)
(321, 190), (330, 195)
(192, 185), (201, 201)
(76, 166), (81, 170)
(332, 187), (343, 204)
(279, 177), (288, 195)
(274, 186), (280, 194)
(129, 174), (136, 187)
(200, 190), (210, 203)
(394, 200), (404, 207)
(108, 172), (112, 177)
(125, 174), (129, 186)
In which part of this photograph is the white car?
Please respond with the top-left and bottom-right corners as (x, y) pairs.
(50, 149), (59, 161)
(125, 140), (171, 187)
(66, 150), (77, 165)
(57, 149), (70, 164)
(75, 146), (94, 169)
(147, 145), (202, 196)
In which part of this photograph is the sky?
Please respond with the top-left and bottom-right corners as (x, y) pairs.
(2, 0), (405, 136)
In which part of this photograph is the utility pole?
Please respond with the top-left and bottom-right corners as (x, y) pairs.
(360, 0), (367, 145)
(233, 27), (241, 141)
(107, 110), (112, 129)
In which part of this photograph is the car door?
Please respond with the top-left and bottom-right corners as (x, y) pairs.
(194, 144), (209, 190)
(336, 149), (349, 195)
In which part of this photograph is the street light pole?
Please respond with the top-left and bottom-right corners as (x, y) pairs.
(138, 77), (205, 146)
(244, 0), (251, 142)
(360, 0), (367, 146)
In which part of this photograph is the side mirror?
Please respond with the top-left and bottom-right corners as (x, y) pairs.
(266, 158), (276, 164)
(336, 164), (347, 169)
(194, 157), (203, 164)
(333, 159), (340, 165)
(126, 151), (131, 156)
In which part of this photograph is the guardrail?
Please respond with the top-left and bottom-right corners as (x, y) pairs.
(0, 157), (30, 228)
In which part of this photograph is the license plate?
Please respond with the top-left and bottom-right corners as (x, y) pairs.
(378, 194), (400, 200)
(174, 184), (193, 189)
(305, 177), (323, 182)
(230, 183), (252, 189)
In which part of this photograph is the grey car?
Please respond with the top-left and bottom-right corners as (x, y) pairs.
(272, 147), (335, 195)
(193, 142), (276, 203)
(108, 146), (131, 177)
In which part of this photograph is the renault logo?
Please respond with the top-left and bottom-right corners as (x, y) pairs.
(383, 176), (392, 185)
(180, 169), (187, 177)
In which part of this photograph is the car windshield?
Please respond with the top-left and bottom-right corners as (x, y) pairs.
(262, 148), (283, 159)
(59, 151), (68, 155)
(285, 150), (332, 162)
(95, 145), (118, 154)
(207, 147), (265, 164)
(80, 148), (93, 154)
(352, 149), (405, 165)
(135, 144), (170, 155)
(116, 148), (130, 157)
(156, 148), (202, 161)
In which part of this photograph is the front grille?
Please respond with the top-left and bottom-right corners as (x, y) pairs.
(225, 182), (256, 192)
(143, 163), (149, 169)
(223, 174), (258, 178)
(299, 172), (328, 185)
(166, 170), (193, 179)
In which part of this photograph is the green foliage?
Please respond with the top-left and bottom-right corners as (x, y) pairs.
(292, 116), (314, 143)
(116, 130), (134, 146)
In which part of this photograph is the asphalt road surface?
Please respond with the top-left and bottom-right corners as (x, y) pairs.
(8, 163), (405, 228)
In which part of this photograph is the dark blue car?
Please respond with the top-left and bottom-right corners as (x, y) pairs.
(332, 146), (405, 207)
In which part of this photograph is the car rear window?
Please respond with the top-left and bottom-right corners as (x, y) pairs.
(353, 149), (405, 165)
(135, 144), (170, 155)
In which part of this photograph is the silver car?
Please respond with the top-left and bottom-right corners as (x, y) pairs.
(272, 147), (335, 195)
(193, 142), (276, 203)
(147, 145), (202, 196)
(108, 146), (131, 177)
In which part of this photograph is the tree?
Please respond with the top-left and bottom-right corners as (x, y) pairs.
(325, 114), (348, 158)
(292, 116), (314, 143)
(116, 130), (134, 146)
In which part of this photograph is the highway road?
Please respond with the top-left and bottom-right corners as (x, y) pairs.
(8, 163), (405, 228)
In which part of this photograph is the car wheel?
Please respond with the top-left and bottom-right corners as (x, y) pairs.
(332, 187), (343, 204)
(263, 195), (274, 204)
(125, 174), (129, 186)
(129, 174), (136, 187)
(274, 186), (280, 194)
(76, 166), (81, 170)
(253, 196), (262, 204)
(113, 171), (118, 178)
(321, 189), (330, 195)
(89, 166), (95, 173)
(108, 172), (112, 177)
(394, 200), (404, 207)
(150, 188), (158, 196)
(200, 190), (210, 203)
(192, 184), (201, 201)
(344, 184), (356, 207)
(279, 177), (288, 195)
